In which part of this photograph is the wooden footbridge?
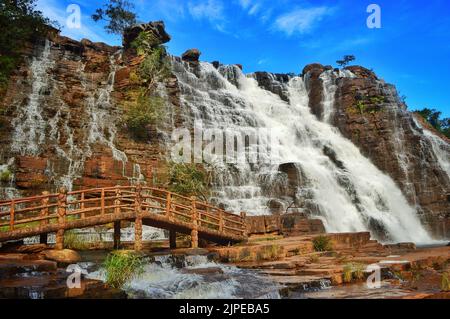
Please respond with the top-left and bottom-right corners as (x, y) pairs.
(0, 186), (248, 250)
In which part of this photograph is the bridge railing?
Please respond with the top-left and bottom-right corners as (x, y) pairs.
(0, 186), (247, 239)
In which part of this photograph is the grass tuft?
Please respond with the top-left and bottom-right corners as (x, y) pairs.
(312, 235), (333, 252)
(103, 251), (145, 289)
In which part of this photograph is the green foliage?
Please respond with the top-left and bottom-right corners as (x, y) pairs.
(256, 244), (283, 261)
(355, 100), (366, 114)
(342, 263), (366, 283)
(343, 263), (354, 283)
(103, 251), (144, 289)
(92, 0), (136, 35)
(337, 55), (356, 68)
(353, 95), (385, 115)
(416, 108), (450, 138)
(131, 31), (161, 55)
(441, 272), (450, 292)
(123, 31), (171, 140)
(125, 92), (163, 140)
(168, 162), (210, 200)
(0, 0), (55, 88)
(0, 169), (12, 183)
(64, 230), (88, 250)
(312, 235), (333, 252)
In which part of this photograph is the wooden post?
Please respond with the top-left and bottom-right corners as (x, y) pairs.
(190, 196), (198, 249)
(240, 212), (247, 237)
(169, 230), (177, 249)
(80, 191), (85, 219)
(55, 187), (67, 250)
(219, 210), (224, 233)
(114, 221), (121, 250)
(134, 184), (143, 251)
(100, 188), (105, 215)
(40, 191), (49, 244)
(9, 200), (15, 231)
(166, 192), (172, 220)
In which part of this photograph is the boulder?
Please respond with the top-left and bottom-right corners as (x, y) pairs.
(302, 63), (325, 77)
(43, 249), (81, 264)
(182, 48), (201, 62)
(123, 20), (171, 49)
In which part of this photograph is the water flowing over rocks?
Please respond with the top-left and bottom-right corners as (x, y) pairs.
(0, 21), (448, 242)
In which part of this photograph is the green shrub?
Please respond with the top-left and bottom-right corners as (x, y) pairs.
(441, 272), (450, 292)
(352, 263), (366, 280)
(0, 169), (12, 183)
(0, 0), (56, 87)
(124, 31), (171, 140)
(103, 251), (144, 289)
(125, 92), (163, 139)
(343, 264), (354, 283)
(342, 263), (366, 283)
(168, 162), (210, 199)
(64, 230), (88, 250)
(312, 235), (333, 252)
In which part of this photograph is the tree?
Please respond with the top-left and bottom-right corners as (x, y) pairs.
(416, 108), (450, 138)
(0, 0), (55, 88)
(337, 55), (356, 68)
(92, 0), (137, 35)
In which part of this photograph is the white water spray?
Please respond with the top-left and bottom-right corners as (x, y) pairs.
(173, 60), (432, 243)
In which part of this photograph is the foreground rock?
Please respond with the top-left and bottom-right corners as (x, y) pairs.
(42, 249), (81, 264)
(123, 20), (171, 48)
(182, 48), (201, 63)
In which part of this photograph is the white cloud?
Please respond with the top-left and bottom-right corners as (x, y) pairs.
(273, 6), (334, 36)
(188, 0), (228, 32)
(188, 0), (225, 21)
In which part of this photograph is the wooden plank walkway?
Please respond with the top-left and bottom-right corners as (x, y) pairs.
(0, 185), (248, 250)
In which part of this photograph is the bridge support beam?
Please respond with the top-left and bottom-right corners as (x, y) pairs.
(55, 188), (67, 250)
(169, 230), (177, 249)
(40, 234), (48, 245)
(134, 217), (143, 252)
(191, 196), (198, 249)
(114, 221), (121, 250)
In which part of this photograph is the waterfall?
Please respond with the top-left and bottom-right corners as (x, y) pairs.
(413, 117), (450, 179)
(319, 69), (354, 123)
(11, 40), (54, 156)
(6, 40), (144, 193)
(172, 60), (433, 243)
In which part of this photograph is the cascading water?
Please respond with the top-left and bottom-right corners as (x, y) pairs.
(172, 59), (432, 243)
(319, 69), (354, 123)
(413, 118), (450, 179)
(85, 255), (280, 299)
(11, 40), (54, 156)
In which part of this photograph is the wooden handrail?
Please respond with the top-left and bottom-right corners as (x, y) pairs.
(0, 185), (247, 240)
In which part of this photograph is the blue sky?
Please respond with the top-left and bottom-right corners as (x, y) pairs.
(37, 0), (450, 117)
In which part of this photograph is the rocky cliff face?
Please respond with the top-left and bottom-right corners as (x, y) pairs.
(0, 26), (180, 198)
(0, 23), (448, 239)
(300, 64), (450, 238)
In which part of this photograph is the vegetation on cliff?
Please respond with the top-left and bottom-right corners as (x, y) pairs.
(168, 162), (210, 200)
(123, 31), (171, 140)
(416, 108), (450, 138)
(0, 0), (55, 92)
